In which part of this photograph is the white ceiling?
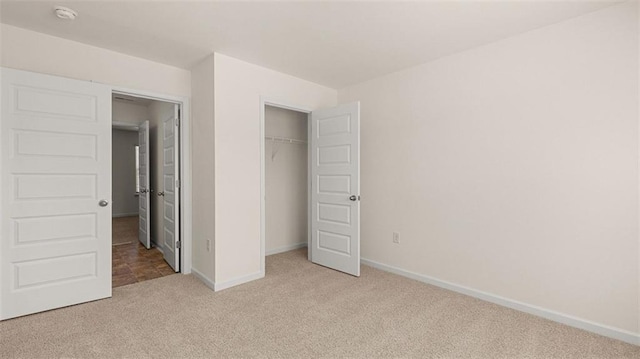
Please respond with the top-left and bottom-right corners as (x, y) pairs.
(0, 1), (620, 89)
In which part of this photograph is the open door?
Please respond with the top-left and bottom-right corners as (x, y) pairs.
(138, 120), (151, 249)
(161, 105), (180, 272)
(0, 68), (112, 319)
(310, 102), (360, 276)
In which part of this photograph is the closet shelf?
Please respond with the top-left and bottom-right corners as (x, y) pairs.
(265, 136), (307, 145)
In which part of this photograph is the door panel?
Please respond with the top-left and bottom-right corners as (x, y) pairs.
(1, 68), (112, 320)
(310, 102), (360, 276)
(162, 105), (180, 272)
(138, 121), (150, 249)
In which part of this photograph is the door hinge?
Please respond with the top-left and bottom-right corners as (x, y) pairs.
(176, 240), (181, 249)
(175, 118), (180, 127)
(176, 179), (180, 188)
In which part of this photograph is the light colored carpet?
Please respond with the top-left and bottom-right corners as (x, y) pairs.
(112, 216), (138, 246)
(1, 249), (638, 358)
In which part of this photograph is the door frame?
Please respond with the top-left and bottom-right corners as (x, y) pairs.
(112, 86), (192, 275)
(259, 97), (312, 274)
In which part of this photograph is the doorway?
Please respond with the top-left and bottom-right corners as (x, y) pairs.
(260, 99), (362, 277)
(263, 105), (310, 260)
(0, 68), (192, 320)
(111, 93), (181, 287)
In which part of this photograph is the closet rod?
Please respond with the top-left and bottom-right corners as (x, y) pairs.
(265, 136), (307, 145)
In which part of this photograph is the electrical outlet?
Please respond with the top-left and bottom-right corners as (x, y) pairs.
(393, 232), (400, 244)
(206, 238), (211, 251)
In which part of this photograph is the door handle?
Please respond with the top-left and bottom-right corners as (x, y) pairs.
(349, 195), (360, 201)
(98, 199), (109, 207)
(157, 192), (165, 197)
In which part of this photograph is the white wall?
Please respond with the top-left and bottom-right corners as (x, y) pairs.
(1, 24), (191, 97)
(265, 106), (308, 254)
(113, 101), (148, 126)
(339, 1), (639, 337)
(112, 129), (139, 217)
(190, 55), (216, 281)
(213, 53), (337, 285)
(148, 101), (175, 250)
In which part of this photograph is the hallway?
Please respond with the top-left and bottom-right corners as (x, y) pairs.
(112, 216), (175, 287)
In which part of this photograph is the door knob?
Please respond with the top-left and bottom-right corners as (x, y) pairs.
(98, 199), (109, 207)
(349, 195), (359, 201)
(158, 192), (165, 197)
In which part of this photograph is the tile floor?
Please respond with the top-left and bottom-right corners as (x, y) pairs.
(112, 216), (176, 288)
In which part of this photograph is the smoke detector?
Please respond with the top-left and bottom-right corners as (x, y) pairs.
(54, 6), (77, 20)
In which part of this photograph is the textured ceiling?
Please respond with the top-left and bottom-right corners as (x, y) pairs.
(1, 1), (619, 88)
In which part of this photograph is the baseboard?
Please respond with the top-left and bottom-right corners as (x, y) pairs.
(266, 242), (307, 256)
(112, 213), (139, 218)
(190, 267), (216, 291)
(214, 271), (264, 292)
(361, 258), (640, 346)
(191, 268), (264, 292)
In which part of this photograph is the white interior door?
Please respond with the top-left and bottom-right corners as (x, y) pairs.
(310, 102), (360, 276)
(0, 68), (112, 319)
(138, 120), (151, 249)
(162, 105), (180, 271)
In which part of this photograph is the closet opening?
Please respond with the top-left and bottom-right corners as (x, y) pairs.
(111, 93), (182, 287)
(262, 102), (312, 274)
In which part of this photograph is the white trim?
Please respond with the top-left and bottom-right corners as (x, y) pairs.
(259, 97), (313, 276)
(111, 86), (192, 275)
(192, 268), (265, 292)
(112, 87), (186, 105)
(637, 0), (640, 339)
(361, 257), (640, 346)
(112, 121), (139, 131)
(191, 267), (216, 291)
(214, 271), (264, 291)
(112, 212), (139, 218)
(266, 243), (308, 256)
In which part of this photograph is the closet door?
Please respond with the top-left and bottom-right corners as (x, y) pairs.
(310, 102), (360, 276)
(0, 68), (112, 319)
(161, 105), (180, 272)
(138, 120), (151, 249)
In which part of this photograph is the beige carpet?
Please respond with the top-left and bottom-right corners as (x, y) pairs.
(1, 249), (638, 358)
(112, 216), (138, 246)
